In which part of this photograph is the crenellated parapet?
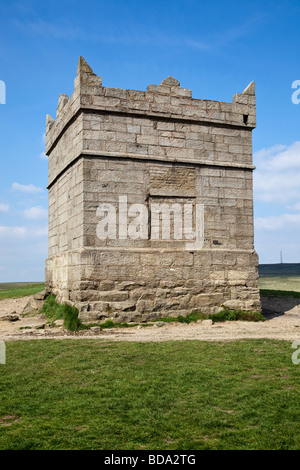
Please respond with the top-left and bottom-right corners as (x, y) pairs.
(46, 56), (256, 188)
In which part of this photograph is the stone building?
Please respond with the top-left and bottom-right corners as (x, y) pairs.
(45, 57), (261, 322)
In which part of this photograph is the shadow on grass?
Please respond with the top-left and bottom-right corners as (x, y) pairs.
(260, 290), (300, 319)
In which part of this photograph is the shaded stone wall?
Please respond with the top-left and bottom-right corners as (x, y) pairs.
(45, 57), (261, 322)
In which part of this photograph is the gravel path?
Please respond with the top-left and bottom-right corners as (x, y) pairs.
(1, 295), (300, 343)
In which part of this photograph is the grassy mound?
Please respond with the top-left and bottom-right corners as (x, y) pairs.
(41, 295), (84, 332)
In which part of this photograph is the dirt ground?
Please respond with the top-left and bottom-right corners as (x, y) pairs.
(0, 294), (300, 342)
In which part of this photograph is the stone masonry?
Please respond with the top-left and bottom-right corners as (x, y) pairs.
(45, 56), (261, 322)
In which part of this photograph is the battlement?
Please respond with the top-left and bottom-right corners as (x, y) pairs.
(46, 57), (256, 187)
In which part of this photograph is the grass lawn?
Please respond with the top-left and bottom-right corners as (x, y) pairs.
(258, 276), (300, 293)
(0, 339), (300, 450)
(0, 283), (45, 301)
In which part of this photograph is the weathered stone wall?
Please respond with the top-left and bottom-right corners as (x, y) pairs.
(45, 57), (261, 322)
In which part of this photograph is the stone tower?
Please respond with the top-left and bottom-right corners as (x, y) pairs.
(45, 57), (261, 322)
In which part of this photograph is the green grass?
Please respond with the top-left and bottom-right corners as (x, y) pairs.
(259, 276), (300, 293)
(0, 283), (45, 300)
(259, 275), (300, 299)
(41, 295), (85, 332)
(41, 296), (139, 331)
(260, 289), (300, 299)
(0, 339), (300, 450)
(154, 309), (265, 324)
(98, 320), (139, 329)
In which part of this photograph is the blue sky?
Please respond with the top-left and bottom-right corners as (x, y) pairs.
(0, 0), (299, 281)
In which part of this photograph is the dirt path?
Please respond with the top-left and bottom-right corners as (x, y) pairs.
(1, 294), (300, 342)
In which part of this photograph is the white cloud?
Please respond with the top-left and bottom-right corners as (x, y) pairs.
(35, 226), (48, 237)
(254, 228), (300, 264)
(12, 182), (43, 194)
(0, 203), (9, 213)
(0, 225), (27, 238)
(253, 141), (300, 263)
(288, 201), (300, 211)
(13, 13), (264, 53)
(23, 206), (48, 220)
(0, 230), (47, 282)
(254, 141), (300, 204)
(0, 224), (48, 239)
(39, 134), (47, 159)
(255, 213), (300, 231)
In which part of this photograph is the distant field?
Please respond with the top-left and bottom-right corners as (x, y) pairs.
(258, 264), (300, 294)
(258, 276), (300, 293)
(259, 263), (300, 277)
(0, 282), (44, 291)
(0, 283), (45, 300)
